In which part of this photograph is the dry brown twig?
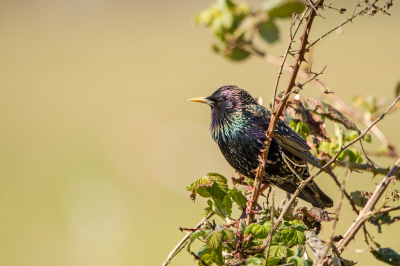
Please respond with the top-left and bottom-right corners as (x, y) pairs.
(326, 158), (400, 265)
(314, 169), (349, 266)
(246, 0), (326, 226)
(246, 93), (400, 256)
(162, 212), (215, 266)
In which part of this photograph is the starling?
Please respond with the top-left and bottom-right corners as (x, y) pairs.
(189, 85), (333, 208)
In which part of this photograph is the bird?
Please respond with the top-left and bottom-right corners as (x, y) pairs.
(188, 85), (333, 209)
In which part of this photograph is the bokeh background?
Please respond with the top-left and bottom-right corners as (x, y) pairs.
(1, 0), (400, 265)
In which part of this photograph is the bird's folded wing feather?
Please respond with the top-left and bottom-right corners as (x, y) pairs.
(244, 106), (322, 168)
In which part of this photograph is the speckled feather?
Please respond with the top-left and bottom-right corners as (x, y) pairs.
(204, 85), (333, 208)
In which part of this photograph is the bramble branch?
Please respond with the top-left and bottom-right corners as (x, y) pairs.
(162, 212), (215, 266)
(326, 158), (400, 265)
(246, 0), (325, 226)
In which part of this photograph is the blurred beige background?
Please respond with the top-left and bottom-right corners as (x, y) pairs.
(0, 0), (400, 265)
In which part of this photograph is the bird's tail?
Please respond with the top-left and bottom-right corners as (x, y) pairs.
(276, 180), (333, 209)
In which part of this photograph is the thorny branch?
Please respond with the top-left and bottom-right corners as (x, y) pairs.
(162, 212), (215, 266)
(246, 0), (395, 150)
(247, 94), (400, 255)
(246, 0), (325, 226)
(315, 170), (349, 266)
(326, 158), (400, 266)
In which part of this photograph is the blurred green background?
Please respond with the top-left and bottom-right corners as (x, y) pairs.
(0, 0), (400, 265)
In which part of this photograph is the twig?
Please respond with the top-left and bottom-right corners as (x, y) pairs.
(272, 7), (310, 111)
(161, 212), (215, 266)
(307, 3), (371, 50)
(249, 45), (393, 148)
(264, 188), (275, 266)
(315, 170), (349, 266)
(336, 162), (400, 179)
(373, 205), (400, 215)
(326, 158), (400, 265)
(190, 252), (210, 266)
(246, 0), (325, 226)
(327, 170), (359, 215)
(247, 95), (400, 254)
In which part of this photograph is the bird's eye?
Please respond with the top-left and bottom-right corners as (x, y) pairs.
(217, 99), (223, 103)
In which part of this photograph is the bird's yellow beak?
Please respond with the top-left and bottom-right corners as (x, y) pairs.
(187, 97), (212, 105)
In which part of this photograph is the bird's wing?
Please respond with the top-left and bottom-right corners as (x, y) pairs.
(244, 105), (322, 168)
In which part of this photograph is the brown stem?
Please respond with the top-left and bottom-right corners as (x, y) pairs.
(161, 212), (215, 266)
(246, 0), (325, 226)
(326, 159), (400, 265)
(315, 171), (349, 266)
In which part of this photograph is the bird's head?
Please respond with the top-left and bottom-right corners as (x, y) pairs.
(188, 85), (257, 113)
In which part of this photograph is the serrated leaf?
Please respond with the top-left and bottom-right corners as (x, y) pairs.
(280, 226), (306, 247)
(197, 245), (214, 265)
(303, 98), (359, 132)
(208, 173), (229, 200)
(266, 0), (305, 18)
(187, 229), (207, 252)
(245, 223), (271, 239)
(222, 228), (236, 242)
(269, 244), (295, 258)
(265, 256), (282, 266)
(206, 230), (223, 249)
(287, 256), (308, 266)
(259, 20), (279, 44)
(371, 247), (400, 265)
(228, 187), (248, 208)
(213, 196), (232, 218)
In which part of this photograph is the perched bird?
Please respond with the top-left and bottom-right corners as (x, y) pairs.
(189, 85), (333, 208)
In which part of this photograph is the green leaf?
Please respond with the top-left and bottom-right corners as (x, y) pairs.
(206, 230), (223, 249)
(287, 256), (309, 266)
(265, 256), (282, 266)
(280, 223), (306, 247)
(196, 245), (214, 265)
(345, 130), (360, 142)
(259, 20), (279, 43)
(208, 173), (229, 200)
(296, 245), (305, 257)
(239, 220), (247, 234)
(396, 81), (400, 97)
(306, 258), (313, 266)
(350, 191), (369, 207)
(266, 0), (305, 18)
(245, 223), (271, 239)
(187, 229), (207, 252)
(338, 148), (363, 163)
(363, 133), (372, 143)
(371, 247), (400, 265)
(245, 176), (254, 186)
(225, 47), (251, 61)
(228, 187), (248, 208)
(222, 228), (236, 242)
(319, 141), (331, 154)
(213, 196), (232, 218)
(269, 244), (295, 258)
(295, 121), (310, 140)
